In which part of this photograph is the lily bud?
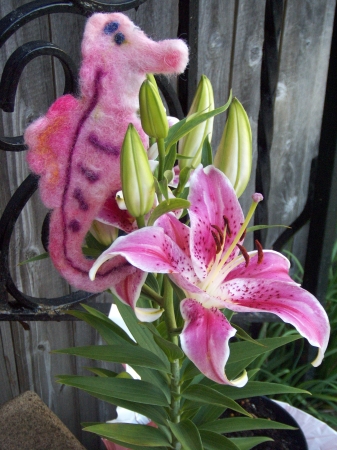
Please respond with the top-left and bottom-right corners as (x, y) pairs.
(178, 75), (214, 170)
(139, 77), (169, 139)
(90, 220), (118, 247)
(121, 124), (155, 218)
(214, 97), (252, 198)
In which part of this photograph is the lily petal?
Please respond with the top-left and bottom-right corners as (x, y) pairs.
(217, 279), (330, 366)
(90, 227), (196, 280)
(180, 298), (248, 386)
(134, 307), (164, 322)
(110, 269), (147, 310)
(188, 166), (244, 280)
(224, 250), (296, 284)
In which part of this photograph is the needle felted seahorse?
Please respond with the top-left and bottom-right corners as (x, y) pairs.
(25, 13), (188, 295)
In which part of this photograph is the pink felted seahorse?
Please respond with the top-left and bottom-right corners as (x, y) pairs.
(25, 13), (188, 294)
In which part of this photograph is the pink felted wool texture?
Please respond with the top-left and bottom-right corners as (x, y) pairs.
(25, 13), (189, 293)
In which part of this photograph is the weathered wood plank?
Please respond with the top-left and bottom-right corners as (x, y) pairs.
(265, 0), (336, 268)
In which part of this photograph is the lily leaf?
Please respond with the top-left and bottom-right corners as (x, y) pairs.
(65, 309), (136, 346)
(227, 335), (302, 379)
(232, 324), (265, 346)
(200, 430), (240, 450)
(230, 437), (273, 450)
(168, 419), (203, 450)
(246, 224), (290, 233)
(57, 375), (169, 407)
(212, 381), (310, 399)
(165, 91), (232, 150)
(18, 252), (49, 265)
(84, 423), (171, 448)
(201, 135), (213, 167)
(84, 367), (119, 377)
(200, 417), (295, 433)
(182, 384), (251, 417)
(147, 198), (190, 226)
(54, 344), (170, 373)
(153, 334), (185, 362)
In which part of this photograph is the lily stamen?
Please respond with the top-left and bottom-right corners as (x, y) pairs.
(211, 230), (222, 254)
(205, 193), (263, 288)
(223, 215), (232, 237)
(211, 224), (224, 247)
(237, 243), (250, 267)
(255, 239), (264, 264)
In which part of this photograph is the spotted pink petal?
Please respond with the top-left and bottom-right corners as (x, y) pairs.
(102, 439), (130, 450)
(188, 166), (244, 280)
(180, 299), (248, 385)
(97, 193), (136, 233)
(217, 278), (330, 366)
(90, 227), (197, 283)
(224, 250), (296, 283)
(111, 269), (147, 309)
(155, 213), (191, 259)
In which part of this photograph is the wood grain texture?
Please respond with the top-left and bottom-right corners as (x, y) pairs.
(0, 1), (336, 448)
(265, 0), (336, 262)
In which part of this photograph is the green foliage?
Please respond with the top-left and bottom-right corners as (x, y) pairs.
(249, 239), (337, 429)
(56, 302), (311, 448)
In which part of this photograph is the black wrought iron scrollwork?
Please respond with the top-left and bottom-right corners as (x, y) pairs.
(0, 0), (188, 319)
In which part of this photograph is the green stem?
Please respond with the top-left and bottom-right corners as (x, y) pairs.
(141, 284), (164, 307)
(163, 276), (181, 450)
(136, 215), (145, 229)
(157, 137), (166, 182)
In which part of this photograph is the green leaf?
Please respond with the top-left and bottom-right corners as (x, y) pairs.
(84, 423), (172, 448)
(54, 344), (170, 373)
(246, 224), (290, 233)
(65, 309), (136, 346)
(145, 273), (160, 293)
(201, 135), (213, 167)
(200, 430), (240, 450)
(182, 384), (251, 417)
(18, 252), (49, 265)
(116, 301), (168, 362)
(192, 404), (226, 427)
(164, 144), (177, 172)
(153, 334), (184, 362)
(181, 360), (202, 382)
(232, 324), (265, 345)
(84, 367), (119, 377)
(147, 198), (190, 226)
(227, 335), (302, 379)
(165, 91), (232, 150)
(57, 375), (169, 406)
(212, 381), (310, 399)
(230, 437), (273, 450)
(200, 417), (295, 433)
(168, 419), (203, 450)
(85, 231), (108, 251)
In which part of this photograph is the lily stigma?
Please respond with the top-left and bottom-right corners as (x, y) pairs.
(90, 165), (330, 386)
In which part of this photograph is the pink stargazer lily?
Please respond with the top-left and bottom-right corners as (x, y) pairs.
(90, 165), (330, 386)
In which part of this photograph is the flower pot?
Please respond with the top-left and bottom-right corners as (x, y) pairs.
(220, 396), (308, 449)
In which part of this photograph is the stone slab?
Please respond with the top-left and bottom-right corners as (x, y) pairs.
(0, 391), (86, 449)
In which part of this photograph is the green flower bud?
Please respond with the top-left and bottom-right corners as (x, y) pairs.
(214, 97), (252, 198)
(178, 75), (214, 170)
(121, 124), (155, 218)
(139, 77), (169, 139)
(90, 220), (118, 247)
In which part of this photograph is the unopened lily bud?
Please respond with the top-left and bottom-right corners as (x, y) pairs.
(90, 220), (118, 247)
(178, 75), (214, 170)
(139, 77), (168, 139)
(115, 190), (127, 210)
(214, 97), (252, 198)
(121, 124), (155, 218)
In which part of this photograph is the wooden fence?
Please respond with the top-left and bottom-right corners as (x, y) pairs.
(0, 0), (336, 448)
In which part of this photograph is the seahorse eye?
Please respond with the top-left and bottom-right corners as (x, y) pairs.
(104, 21), (119, 35)
(114, 32), (125, 45)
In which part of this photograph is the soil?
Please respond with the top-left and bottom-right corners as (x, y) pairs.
(220, 397), (307, 450)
